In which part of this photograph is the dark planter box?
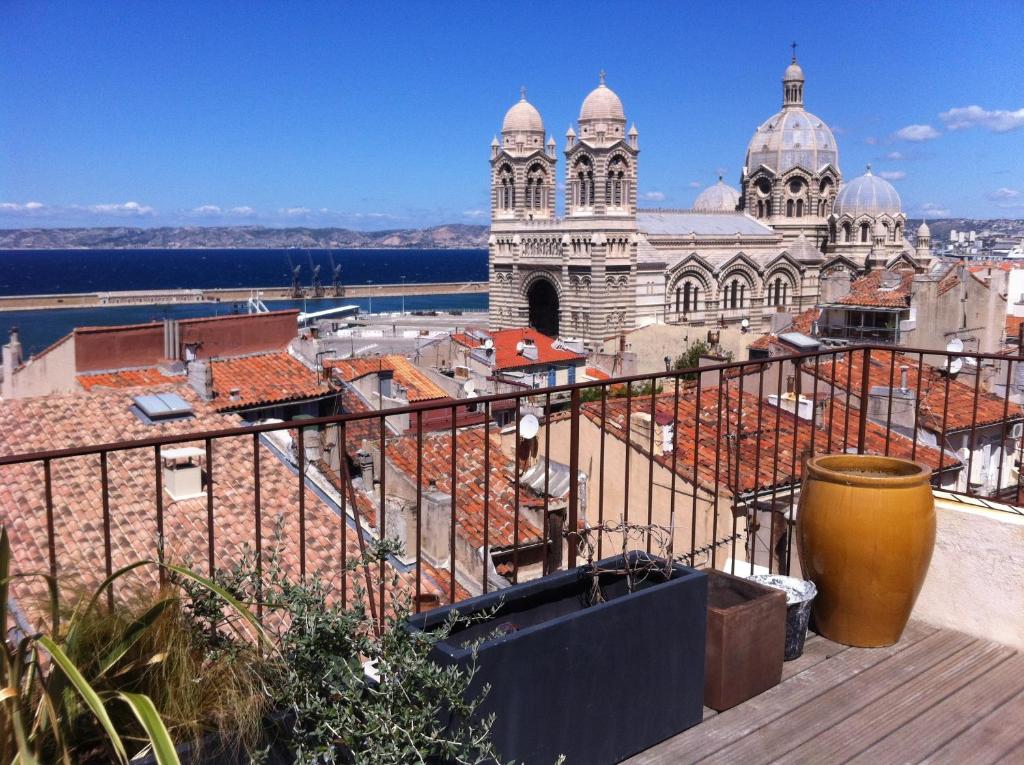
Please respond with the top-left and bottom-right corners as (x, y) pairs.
(406, 552), (708, 765)
(703, 570), (786, 712)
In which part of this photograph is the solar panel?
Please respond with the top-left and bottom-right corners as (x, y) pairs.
(132, 393), (194, 421)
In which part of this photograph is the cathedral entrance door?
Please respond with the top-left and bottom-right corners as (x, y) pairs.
(527, 279), (559, 338)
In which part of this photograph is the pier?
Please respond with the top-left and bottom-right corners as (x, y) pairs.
(0, 281), (488, 312)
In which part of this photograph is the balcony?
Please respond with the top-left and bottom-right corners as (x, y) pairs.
(1, 343), (1022, 762)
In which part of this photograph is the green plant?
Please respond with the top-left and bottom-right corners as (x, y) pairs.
(186, 538), (502, 764)
(580, 379), (664, 402)
(0, 526), (271, 765)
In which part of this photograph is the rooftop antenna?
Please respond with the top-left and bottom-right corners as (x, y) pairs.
(286, 253), (304, 298)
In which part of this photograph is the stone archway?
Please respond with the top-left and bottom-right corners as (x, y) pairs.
(527, 278), (560, 338)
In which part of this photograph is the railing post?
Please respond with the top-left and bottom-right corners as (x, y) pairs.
(857, 347), (872, 454)
(567, 387), (581, 568)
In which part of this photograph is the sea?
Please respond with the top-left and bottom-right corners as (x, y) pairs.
(0, 248), (489, 355)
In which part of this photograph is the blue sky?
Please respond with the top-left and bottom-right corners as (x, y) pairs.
(2, 1), (1023, 229)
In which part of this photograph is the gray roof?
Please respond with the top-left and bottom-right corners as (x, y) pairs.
(637, 210), (775, 237)
(834, 168), (902, 218)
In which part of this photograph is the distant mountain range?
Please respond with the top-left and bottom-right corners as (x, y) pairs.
(0, 224), (489, 250)
(2, 218), (1021, 251)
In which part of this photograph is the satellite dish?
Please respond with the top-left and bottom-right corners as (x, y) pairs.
(483, 339), (494, 350)
(946, 338), (964, 375)
(741, 318), (750, 329)
(463, 379), (476, 396)
(519, 414), (540, 440)
(515, 341), (525, 354)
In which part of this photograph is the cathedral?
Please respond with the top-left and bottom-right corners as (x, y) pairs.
(487, 55), (933, 349)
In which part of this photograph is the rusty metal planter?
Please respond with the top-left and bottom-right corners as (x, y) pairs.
(703, 570), (787, 711)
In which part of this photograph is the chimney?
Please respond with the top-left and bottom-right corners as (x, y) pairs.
(356, 449), (375, 486)
(378, 368), (394, 398)
(187, 360), (214, 400)
(228, 387), (241, 401)
(899, 366), (909, 393)
(162, 319), (181, 360)
(629, 412), (653, 448)
(655, 412), (674, 454)
(160, 447), (205, 501)
(769, 391), (815, 421)
(866, 384), (917, 430)
(2, 328), (23, 398)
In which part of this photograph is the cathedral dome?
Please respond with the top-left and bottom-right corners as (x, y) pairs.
(834, 167), (902, 218)
(693, 177), (740, 212)
(746, 108), (838, 174)
(746, 57), (838, 175)
(917, 221), (931, 237)
(580, 73), (625, 123)
(502, 92), (544, 134)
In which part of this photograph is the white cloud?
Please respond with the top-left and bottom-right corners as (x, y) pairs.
(641, 191), (666, 201)
(879, 171), (906, 181)
(85, 201), (155, 216)
(864, 136), (880, 146)
(281, 207), (312, 216)
(462, 209), (487, 218)
(894, 124), (940, 142)
(886, 151), (904, 160)
(190, 204), (222, 216)
(687, 181), (702, 189)
(940, 105), (1024, 133)
(229, 206), (255, 216)
(987, 187), (1021, 201)
(0, 201), (47, 214)
(915, 202), (950, 218)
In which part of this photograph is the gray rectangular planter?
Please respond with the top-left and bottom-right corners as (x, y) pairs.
(406, 552), (708, 764)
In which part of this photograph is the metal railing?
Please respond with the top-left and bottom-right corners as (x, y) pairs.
(1, 344), (1022, 626)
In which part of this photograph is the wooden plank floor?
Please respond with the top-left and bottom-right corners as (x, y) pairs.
(625, 622), (1024, 765)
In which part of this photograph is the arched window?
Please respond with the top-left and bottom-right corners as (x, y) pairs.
(739, 284), (746, 308)
(842, 222), (852, 242)
(573, 157), (594, 209)
(860, 223), (870, 243)
(796, 199), (804, 217)
(782, 281), (788, 305)
(498, 164), (514, 211)
(675, 287), (681, 313)
(766, 200), (773, 217)
(757, 201), (764, 218)
(786, 199), (794, 218)
(726, 279), (741, 309)
(894, 223), (902, 242)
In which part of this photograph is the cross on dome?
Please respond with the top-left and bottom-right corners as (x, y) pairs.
(791, 41), (798, 63)
(520, 86), (527, 100)
(599, 69), (606, 85)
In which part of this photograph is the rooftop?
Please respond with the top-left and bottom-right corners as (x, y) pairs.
(637, 210), (776, 237)
(326, 354), (449, 402)
(452, 328), (585, 371)
(209, 350), (328, 411)
(835, 269), (916, 308)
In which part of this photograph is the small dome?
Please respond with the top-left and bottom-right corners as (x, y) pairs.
(917, 221), (931, 237)
(784, 61), (804, 81)
(693, 177), (740, 212)
(834, 166), (902, 218)
(502, 91), (544, 134)
(580, 72), (625, 123)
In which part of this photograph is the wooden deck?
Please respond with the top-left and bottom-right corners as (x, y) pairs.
(626, 621), (1024, 764)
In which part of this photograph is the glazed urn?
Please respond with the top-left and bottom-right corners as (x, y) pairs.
(796, 454), (936, 647)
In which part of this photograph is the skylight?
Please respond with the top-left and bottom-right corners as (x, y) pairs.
(131, 393), (195, 423)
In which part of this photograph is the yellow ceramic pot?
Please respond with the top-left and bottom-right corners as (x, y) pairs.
(796, 454), (936, 647)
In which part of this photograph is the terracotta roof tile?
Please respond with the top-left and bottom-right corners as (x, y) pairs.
(385, 428), (544, 549)
(77, 367), (178, 391)
(585, 383), (953, 496)
(0, 383), (454, 625)
(325, 355), (448, 402)
(210, 351), (327, 411)
(837, 269), (915, 308)
(454, 328), (585, 371)
(808, 350), (1020, 433)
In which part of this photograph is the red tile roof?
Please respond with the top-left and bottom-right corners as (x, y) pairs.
(325, 355), (448, 402)
(586, 366), (611, 380)
(0, 383), (453, 624)
(453, 328), (585, 371)
(77, 367), (177, 391)
(749, 308), (821, 352)
(1007, 316), (1024, 343)
(210, 351), (328, 411)
(585, 383), (953, 496)
(385, 427), (544, 549)
(808, 350), (1020, 433)
(837, 269), (916, 308)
